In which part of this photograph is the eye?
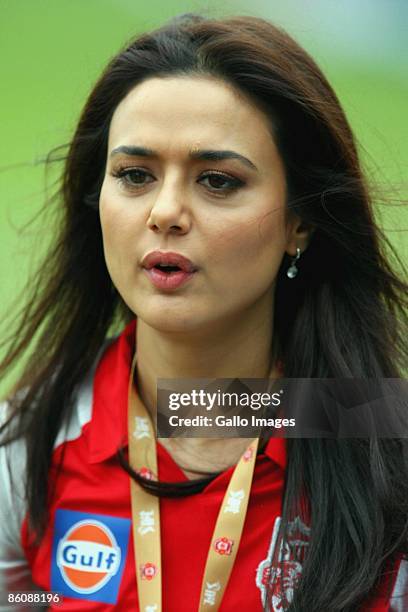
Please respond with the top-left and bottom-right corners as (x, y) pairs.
(112, 167), (155, 188)
(199, 171), (244, 194)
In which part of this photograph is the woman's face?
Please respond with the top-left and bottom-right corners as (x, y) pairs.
(100, 76), (302, 334)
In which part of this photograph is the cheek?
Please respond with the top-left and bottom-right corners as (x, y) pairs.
(99, 197), (136, 285)
(99, 182), (118, 243)
(99, 202), (118, 245)
(206, 207), (287, 272)
(99, 188), (139, 257)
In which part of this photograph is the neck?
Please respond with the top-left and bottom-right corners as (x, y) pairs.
(134, 307), (280, 478)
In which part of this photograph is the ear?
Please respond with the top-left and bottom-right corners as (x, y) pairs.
(285, 214), (315, 256)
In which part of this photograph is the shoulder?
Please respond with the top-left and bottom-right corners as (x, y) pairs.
(0, 338), (114, 602)
(0, 401), (35, 605)
(54, 335), (119, 448)
(390, 556), (408, 611)
(0, 401), (27, 551)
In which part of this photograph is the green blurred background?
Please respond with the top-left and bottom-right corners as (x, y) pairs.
(0, 0), (407, 392)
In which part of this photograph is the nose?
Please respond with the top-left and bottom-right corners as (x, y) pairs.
(146, 179), (192, 235)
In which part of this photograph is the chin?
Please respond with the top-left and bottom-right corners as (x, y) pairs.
(131, 301), (208, 335)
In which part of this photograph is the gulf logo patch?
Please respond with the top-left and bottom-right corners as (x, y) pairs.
(51, 509), (131, 604)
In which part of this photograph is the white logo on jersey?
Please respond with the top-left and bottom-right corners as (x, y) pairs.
(203, 580), (221, 605)
(133, 416), (150, 439)
(138, 510), (155, 535)
(224, 489), (245, 514)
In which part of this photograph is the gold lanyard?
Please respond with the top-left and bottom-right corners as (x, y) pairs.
(127, 353), (259, 611)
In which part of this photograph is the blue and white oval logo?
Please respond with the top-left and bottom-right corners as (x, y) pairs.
(52, 510), (131, 604)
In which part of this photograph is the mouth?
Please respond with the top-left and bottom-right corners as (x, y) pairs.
(141, 251), (198, 290)
(142, 250), (197, 272)
(152, 263), (184, 274)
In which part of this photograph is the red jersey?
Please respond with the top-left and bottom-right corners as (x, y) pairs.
(0, 320), (406, 610)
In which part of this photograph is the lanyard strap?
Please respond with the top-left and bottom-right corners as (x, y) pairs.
(127, 354), (259, 611)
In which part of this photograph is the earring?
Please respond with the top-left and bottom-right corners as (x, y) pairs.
(287, 248), (301, 279)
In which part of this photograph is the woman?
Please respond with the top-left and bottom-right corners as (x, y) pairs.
(1, 12), (407, 612)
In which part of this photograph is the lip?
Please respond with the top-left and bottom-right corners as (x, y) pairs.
(141, 250), (197, 272)
(141, 250), (198, 291)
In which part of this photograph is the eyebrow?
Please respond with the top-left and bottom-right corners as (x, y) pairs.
(109, 145), (258, 171)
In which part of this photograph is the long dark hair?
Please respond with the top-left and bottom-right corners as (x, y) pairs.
(1, 13), (407, 611)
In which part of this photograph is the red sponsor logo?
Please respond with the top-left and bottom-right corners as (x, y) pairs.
(243, 447), (254, 462)
(261, 564), (271, 586)
(269, 561), (302, 610)
(140, 562), (158, 580)
(256, 516), (310, 611)
(214, 537), (234, 556)
(137, 467), (156, 480)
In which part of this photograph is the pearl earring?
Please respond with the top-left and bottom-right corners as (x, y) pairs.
(287, 248), (301, 279)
